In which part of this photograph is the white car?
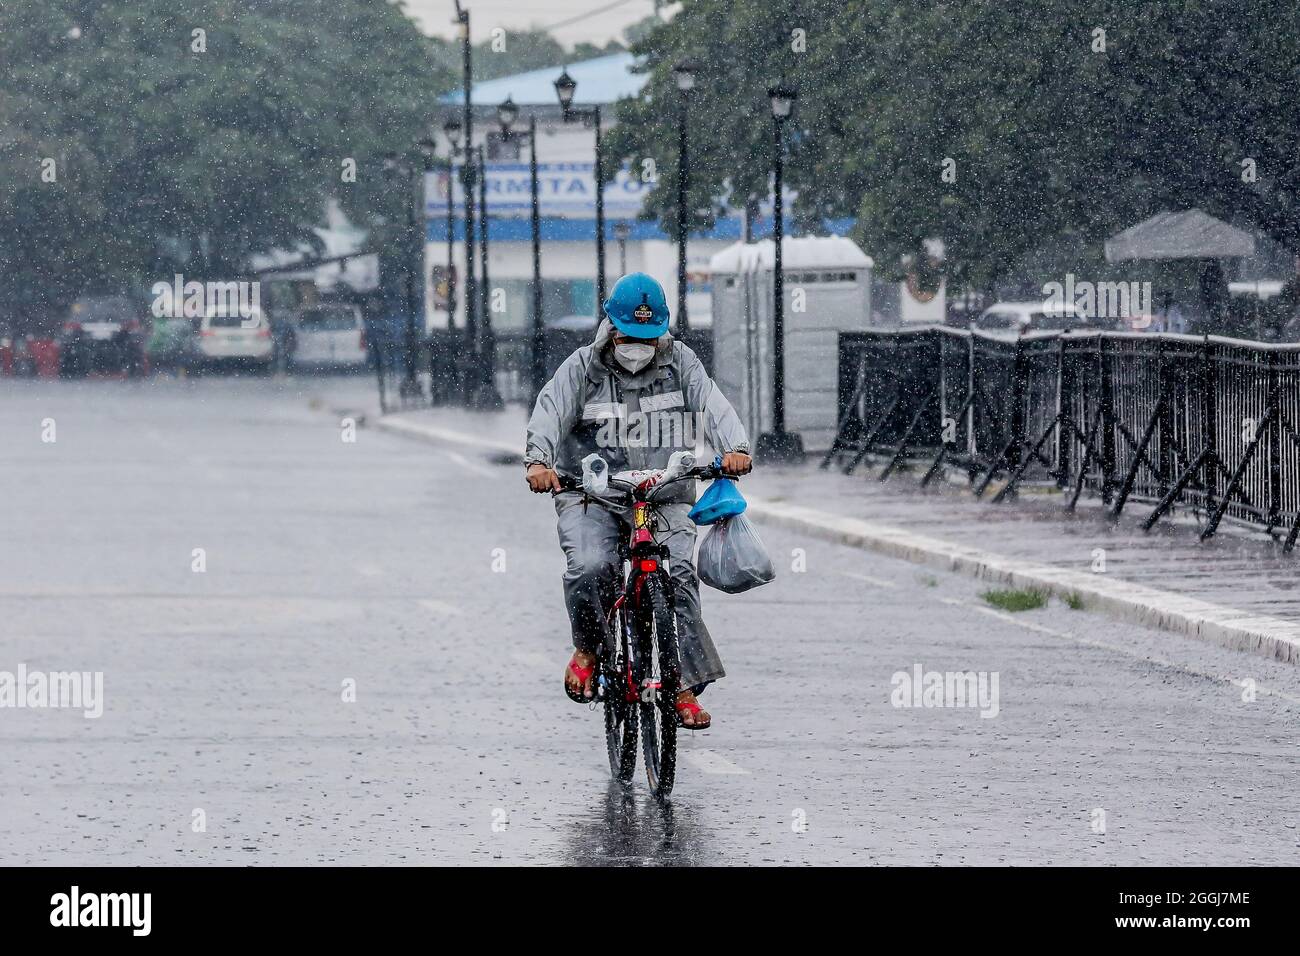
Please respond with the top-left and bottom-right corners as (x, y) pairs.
(290, 305), (368, 369)
(972, 300), (1089, 334)
(197, 308), (274, 368)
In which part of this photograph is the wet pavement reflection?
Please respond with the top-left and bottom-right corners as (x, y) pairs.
(566, 782), (714, 866)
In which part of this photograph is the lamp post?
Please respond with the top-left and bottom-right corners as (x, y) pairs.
(498, 96), (546, 405)
(754, 82), (804, 463)
(383, 150), (421, 399)
(672, 59), (697, 334)
(418, 133), (454, 405)
(554, 68), (605, 312)
(440, 117), (461, 334)
(454, 1), (478, 405)
(416, 136), (439, 394)
(614, 221), (630, 277)
(472, 144), (503, 409)
(442, 116), (470, 404)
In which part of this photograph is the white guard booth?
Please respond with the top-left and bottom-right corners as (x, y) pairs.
(709, 237), (873, 452)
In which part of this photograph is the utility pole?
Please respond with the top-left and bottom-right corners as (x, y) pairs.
(455, 2), (477, 406)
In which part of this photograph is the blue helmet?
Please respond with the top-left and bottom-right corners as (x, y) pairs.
(603, 272), (670, 339)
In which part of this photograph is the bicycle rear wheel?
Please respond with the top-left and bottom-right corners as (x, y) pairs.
(637, 573), (680, 801)
(603, 619), (638, 783)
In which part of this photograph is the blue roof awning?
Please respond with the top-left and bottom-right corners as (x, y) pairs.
(440, 52), (648, 107)
(425, 216), (856, 243)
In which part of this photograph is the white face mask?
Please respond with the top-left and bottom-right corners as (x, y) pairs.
(614, 341), (657, 373)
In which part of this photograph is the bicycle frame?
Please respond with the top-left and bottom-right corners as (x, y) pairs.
(603, 481), (676, 704)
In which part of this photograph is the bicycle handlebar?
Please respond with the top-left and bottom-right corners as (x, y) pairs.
(553, 463), (736, 498)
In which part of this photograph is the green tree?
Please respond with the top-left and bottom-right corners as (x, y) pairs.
(607, 0), (1300, 290)
(0, 0), (452, 325)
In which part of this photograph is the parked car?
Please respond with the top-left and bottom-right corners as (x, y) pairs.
(58, 296), (147, 377)
(290, 304), (368, 370)
(971, 300), (1090, 335)
(196, 307), (274, 371)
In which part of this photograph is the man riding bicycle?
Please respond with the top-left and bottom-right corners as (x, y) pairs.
(525, 273), (752, 730)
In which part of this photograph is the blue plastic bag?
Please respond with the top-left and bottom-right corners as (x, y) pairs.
(689, 473), (748, 525)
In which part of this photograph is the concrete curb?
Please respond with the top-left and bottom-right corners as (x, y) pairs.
(746, 499), (1300, 666)
(371, 410), (1300, 666)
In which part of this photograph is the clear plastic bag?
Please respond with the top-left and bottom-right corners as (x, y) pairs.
(696, 513), (775, 593)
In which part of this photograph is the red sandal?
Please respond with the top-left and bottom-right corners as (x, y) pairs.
(564, 652), (596, 704)
(674, 692), (711, 729)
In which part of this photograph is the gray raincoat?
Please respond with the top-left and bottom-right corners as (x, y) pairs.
(525, 320), (750, 688)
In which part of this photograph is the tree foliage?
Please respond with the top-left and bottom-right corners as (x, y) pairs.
(607, 0), (1300, 287)
(0, 0), (451, 323)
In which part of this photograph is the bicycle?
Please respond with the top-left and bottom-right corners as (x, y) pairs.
(554, 451), (731, 801)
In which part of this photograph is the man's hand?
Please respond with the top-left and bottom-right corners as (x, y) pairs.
(526, 463), (562, 493)
(721, 451), (752, 476)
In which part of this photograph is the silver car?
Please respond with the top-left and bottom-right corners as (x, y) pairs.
(197, 307), (274, 369)
(290, 305), (368, 370)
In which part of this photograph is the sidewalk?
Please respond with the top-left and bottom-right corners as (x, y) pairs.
(366, 403), (1300, 665)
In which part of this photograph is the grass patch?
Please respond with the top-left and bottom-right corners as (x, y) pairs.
(981, 588), (1047, 612)
(1063, 592), (1085, 611)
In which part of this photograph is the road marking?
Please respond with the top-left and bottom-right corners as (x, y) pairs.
(681, 749), (750, 775)
(837, 570), (899, 589)
(417, 599), (462, 616)
(446, 450), (498, 479)
(376, 415), (518, 455)
(941, 597), (1300, 705)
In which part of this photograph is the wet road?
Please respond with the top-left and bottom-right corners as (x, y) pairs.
(1, 375), (1297, 865)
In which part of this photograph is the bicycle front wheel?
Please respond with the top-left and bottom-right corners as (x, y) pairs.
(603, 616), (638, 783)
(637, 573), (680, 801)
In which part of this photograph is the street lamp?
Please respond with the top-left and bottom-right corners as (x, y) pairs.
(553, 68), (605, 313)
(754, 82), (805, 463)
(672, 59), (698, 335)
(383, 150), (421, 399)
(554, 69), (576, 111)
(499, 96), (546, 405)
(496, 95), (519, 131)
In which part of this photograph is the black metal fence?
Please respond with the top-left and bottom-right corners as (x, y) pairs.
(823, 325), (1300, 551)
